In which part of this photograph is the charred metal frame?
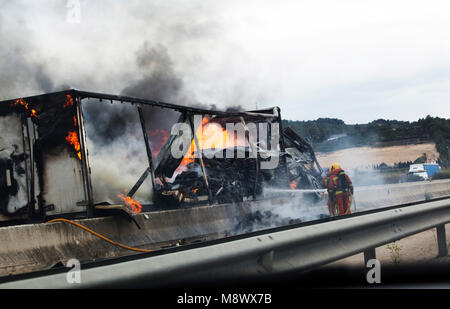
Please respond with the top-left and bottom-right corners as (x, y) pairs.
(22, 117), (37, 218)
(127, 168), (151, 198)
(137, 106), (157, 190)
(239, 116), (259, 199)
(283, 126), (324, 181)
(76, 90), (279, 118)
(75, 94), (95, 217)
(75, 90), (280, 207)
(0, 89), (282, 219)
(77, 91), (281, 208)
(276, 107), (291, 188)
(188, 113), (213, 204)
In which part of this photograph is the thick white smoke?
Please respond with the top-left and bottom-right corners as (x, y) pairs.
(82, 100), (153, 205)
(231, 192), (329, 236)
(86, 133), (153, 205)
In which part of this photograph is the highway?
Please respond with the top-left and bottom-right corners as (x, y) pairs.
(0, 181), (449, 288)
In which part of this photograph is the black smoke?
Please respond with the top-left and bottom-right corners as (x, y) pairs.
(122, 43), (184, 103)
(122, 42), (244, 112)
(83, 42), (244, 146)
(82, 100), (142, 146)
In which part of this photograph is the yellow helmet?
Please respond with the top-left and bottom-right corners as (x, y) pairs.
(331, 163), (341, 171)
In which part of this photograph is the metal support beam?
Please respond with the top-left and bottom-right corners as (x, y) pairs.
(436, 224), (448, 257)
(364, 247), (377, 265)
(137, 106), (156, 191)
(275, 107), (290, 188)
(240, 117), (259, 199)
(76, 96), (94, 218)
(22, 117), (37, 219)
(128, 168), (151, 198)
(259, 250), (274, 272)
(74, 90), (279, 118)
(188, 114), (213, 205)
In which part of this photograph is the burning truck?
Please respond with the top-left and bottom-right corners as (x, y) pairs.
(0, 90), (324, 224)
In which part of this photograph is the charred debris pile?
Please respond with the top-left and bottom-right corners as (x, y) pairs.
(0, 90), (324, 229)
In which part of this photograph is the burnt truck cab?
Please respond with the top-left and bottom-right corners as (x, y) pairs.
(154, 115), (324, 208)
(0, 90), (323, 224)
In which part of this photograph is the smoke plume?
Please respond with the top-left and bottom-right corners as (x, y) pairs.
(122, 43), (183, 103)
(122, 42), (244, 112)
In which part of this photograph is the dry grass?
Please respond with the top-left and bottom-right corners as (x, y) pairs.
(316, 143), (439, 170)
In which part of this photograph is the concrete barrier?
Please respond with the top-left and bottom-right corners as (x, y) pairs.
(354, 179), (450, 210)
(0, 179), (449, 277)
(0, 200), (261, 277)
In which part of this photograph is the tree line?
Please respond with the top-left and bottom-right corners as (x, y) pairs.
(283, 116), (450, 166)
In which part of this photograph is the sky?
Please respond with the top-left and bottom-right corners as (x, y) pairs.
(0, 0), (449, 123)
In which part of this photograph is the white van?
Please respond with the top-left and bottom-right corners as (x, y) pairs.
(407, 164), (429, 180)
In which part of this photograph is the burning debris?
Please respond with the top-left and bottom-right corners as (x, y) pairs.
(118, 194), (143, 213)
(0, 90), (324, 227)
(151, 115), (324, 207)
(157, 151), (261, 207)
(153, 118), (324, 231)
(11, 98), (38, 118)
(283, 127), (324, 200)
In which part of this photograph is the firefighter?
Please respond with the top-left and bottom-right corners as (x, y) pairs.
(327, 163), (354, 216)
(322, 167), (335, 216)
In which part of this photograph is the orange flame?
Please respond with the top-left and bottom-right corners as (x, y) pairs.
(180, 117), (248, 167)
(63, 94), (74, 108)
(66, 131), (82, 160)
(118, 194), (143, 213)
(149, 129), (169, 159)
(11, 98), (37, 118)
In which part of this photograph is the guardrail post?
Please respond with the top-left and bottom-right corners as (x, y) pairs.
(436, 225), (448, 257)
(364, 248), (376, 265)
(259, 250), (274, 272)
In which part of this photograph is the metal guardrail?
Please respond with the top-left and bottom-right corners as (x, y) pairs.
(1, 198), (450, 288)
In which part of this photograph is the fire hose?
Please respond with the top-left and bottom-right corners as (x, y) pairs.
(47, 219), (153, 253)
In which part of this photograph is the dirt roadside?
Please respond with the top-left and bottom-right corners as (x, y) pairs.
(324, 223), (450, 268)
(317, 142), (439, 170)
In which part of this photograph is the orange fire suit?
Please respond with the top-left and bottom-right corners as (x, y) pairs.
(327, 168), (353, 216)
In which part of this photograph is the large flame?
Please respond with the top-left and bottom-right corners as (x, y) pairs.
(66, 131), (82, 160)
(118, 194), (143, 213)
(11, 98), (37, 118)
(180, 117), (248, 167)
